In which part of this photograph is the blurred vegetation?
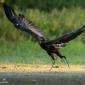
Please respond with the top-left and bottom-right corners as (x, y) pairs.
(0, 0), (85, 64)
(0, 9), (85, 42)
(0, 0), (85, 42)
(0, 40), (85, 65)
(7, 0), (85, 11)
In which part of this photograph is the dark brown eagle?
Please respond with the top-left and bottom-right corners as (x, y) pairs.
(2, 3), (85, 69)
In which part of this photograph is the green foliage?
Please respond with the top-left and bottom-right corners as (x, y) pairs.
(0, 7), (85, 42)
(0, 0), (85, 64)
(0, 40), (85, 65)
(6, 0), (85, 11)
(0, 0), (85, 42)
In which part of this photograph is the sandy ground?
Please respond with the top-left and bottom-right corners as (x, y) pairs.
(0, 64), (85, 72)
(0, 64), (85, 85)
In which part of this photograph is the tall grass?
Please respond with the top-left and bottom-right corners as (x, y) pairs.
(0, 0), (85, 65)
(7, 0), (85, 10)
(0, 7), (85, 42)
(0, 40), (85, 65)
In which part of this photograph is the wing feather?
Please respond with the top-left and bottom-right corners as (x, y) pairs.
(3, 3), (48, 42)
(48, 26), (85, 44)
(3, 3), (16, 22)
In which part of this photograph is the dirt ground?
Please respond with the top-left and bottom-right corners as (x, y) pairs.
(0, 64), (85, 72)
(0, 64), (85, 85)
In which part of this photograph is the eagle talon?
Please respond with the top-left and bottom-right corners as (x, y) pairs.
(61, 57), (70, 68)
(49, 60), (55, 71)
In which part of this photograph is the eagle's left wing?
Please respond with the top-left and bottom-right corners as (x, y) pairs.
(46, 25), (85, 46)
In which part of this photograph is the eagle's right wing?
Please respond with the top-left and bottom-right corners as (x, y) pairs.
(3, 3), (17, 22)
(3, 3), (48, 42)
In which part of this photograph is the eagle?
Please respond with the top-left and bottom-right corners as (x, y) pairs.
(2, 3), (85, 70)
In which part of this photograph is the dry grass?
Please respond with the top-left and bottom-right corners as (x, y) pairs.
(0, 64), (85, 73)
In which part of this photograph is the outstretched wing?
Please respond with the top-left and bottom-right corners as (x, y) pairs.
(48, 25), (85, 44)
(3, 3), (16, 22)
(3, 3), (48, 42)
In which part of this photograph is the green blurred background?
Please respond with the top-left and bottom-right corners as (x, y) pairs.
(0, 0), (85, 65)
